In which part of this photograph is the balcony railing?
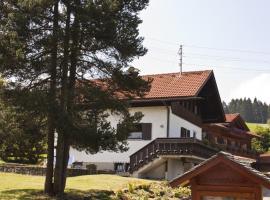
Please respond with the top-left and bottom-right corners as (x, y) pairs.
(129, 138), (218, 173)
(129, 138), (258, 173)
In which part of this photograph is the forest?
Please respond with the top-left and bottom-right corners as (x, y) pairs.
(223, 98), (270, 124)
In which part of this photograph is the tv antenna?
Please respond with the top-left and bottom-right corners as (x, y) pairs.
(178, 45), (183, 74)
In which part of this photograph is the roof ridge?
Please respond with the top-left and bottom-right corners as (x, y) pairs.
(226, 113), (240, 116)
(141, 70), (213, 77)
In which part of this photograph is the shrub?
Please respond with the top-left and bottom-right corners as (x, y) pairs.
(113, 182), (191, 200)
(86, 164), (97, 171)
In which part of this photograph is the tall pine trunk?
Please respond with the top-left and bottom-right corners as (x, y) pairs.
(45, 0), (59, 195)
(57, 0), (81, 193)
(62, 1), (81, 190)
(53, 1), (71, 196)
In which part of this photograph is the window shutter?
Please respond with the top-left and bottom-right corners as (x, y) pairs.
(116, 124), (120, 134)
(142, 123), (152, 140)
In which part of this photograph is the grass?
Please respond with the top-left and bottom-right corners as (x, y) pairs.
(0, 173), (156, 200)
(0, 160), (5, 164)
(246, 122), (268, 132)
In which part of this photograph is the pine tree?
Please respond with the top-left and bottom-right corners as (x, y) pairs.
(227, 98), (269, 123)
(245, 98), (253, 122)
(0, 0), (150, 196)
(268, 106), (270, 124)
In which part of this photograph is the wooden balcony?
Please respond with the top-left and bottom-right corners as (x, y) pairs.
(129, 138), (258, 173)
(218, 144), (258, 159)
(129, 138), (218, 173)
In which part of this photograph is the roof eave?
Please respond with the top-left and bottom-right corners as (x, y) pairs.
(129, 96), (203, 103)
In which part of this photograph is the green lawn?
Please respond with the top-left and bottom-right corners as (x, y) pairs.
(0, 173), (156, 200)
(246, 122), (268, 132)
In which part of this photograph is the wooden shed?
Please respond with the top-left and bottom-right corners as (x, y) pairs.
(170, 152), (270, 200)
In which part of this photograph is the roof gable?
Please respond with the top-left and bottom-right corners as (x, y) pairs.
(170, 152), (270, 189)
(198, 73), (225, 123)
(226, 113), (250, 131)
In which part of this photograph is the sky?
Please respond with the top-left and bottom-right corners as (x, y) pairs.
(131, 0), (270, 104)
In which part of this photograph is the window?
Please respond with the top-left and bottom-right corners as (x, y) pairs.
(181, 127), (191, 138)
(242, 144), (247, 150)
(217, 137), (225, 145)
(128, 124), (143, 139)
(125, 123), (152, 140)
(193, 131), (197, 138)
(114, 163), (129, 172)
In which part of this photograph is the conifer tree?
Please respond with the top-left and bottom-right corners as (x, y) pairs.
(0, 0), (150, 196)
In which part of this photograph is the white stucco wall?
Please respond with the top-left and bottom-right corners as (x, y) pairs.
(169, 108), (202, 140)
(143, 162), (166, 180)
(70, 106), (168, 163)
(263, 187), (270, 200)
(69, 105), (202, 165)
(167, 159), (184, 181)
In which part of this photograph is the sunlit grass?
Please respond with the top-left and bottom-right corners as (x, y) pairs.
(0, 173), (156, 200)
(246, 122), (268, 132)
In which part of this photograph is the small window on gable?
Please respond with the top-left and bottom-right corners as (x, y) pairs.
(180, 127), (190, 138)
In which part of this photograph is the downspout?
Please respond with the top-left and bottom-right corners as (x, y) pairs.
(163, 101), (170, 138)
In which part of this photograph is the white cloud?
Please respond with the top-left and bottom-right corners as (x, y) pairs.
(228, 73), (270, 104)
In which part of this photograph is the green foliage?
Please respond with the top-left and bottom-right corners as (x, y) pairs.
(224, 98), (270, 124)
(251, 126), (270, 153)
(251, 138), (265, 153)
(0, 98), (46, 164)
(0, 0), (151, 194)
(0, 0), (151, 153)
(115, 182), (191, 200)
(128, 182), (135, 193)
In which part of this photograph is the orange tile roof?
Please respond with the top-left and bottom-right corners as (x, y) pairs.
(137, 70), (212, 99)
(225, 113), (240, 123)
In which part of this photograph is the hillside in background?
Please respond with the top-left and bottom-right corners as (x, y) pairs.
(246, 123), (269, 132)
(223, 98), (270, 124)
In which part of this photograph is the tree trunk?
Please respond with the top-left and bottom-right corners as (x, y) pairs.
(54, 1), (81, 194)
(44, 0), (59, 195)
(53, 131), (65, 195)
(53, 1), (71, 196)
(44, 119), (55, 195)
(60, 135), (70, 192)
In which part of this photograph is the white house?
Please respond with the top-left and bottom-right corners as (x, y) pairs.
(69, 70), (257, 180)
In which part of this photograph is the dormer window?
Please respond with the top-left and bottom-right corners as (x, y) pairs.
(180, 127), (190, 138)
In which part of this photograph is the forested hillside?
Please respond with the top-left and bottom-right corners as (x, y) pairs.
(223, 98), (270, 124)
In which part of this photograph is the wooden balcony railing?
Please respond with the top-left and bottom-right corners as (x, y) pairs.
(129, 138), (218, 173)
(218, 144), (258, 159)
(129, 138), (258, 173)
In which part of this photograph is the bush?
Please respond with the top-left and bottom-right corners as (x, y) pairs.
(251, 126), (270, 153)
(113, 182), (191, 200)
(86, 164), (97, 171)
